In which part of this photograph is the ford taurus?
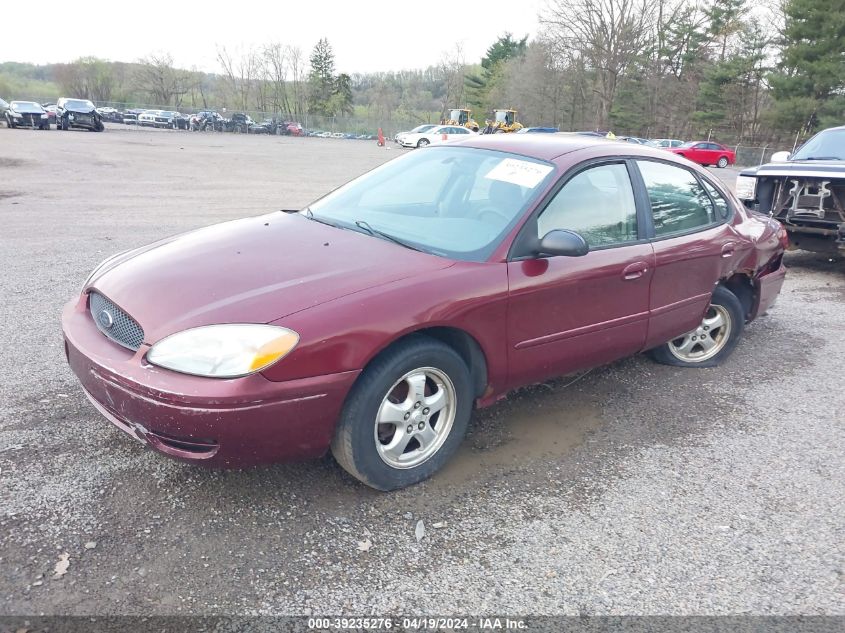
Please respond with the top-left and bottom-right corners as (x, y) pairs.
(62, 135), (787, 490)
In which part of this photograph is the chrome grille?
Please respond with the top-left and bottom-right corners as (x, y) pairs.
(88, 292), (145, 351)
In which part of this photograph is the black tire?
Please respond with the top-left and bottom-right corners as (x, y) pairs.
(416, 138), (429, 148)
(717, 156), (729, 168)
(95, 121), (104, 132)
(331, 335), (473, 491)
(648, 285), (744, 368)
(60, 117), (69, 131)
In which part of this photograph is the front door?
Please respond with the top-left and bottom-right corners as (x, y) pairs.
(507, 161), (654, 389)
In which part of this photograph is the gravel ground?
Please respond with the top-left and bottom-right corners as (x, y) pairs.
(0, 126), (842, 617)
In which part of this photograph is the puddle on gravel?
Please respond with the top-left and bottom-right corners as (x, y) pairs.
(432, 392), (603, 486)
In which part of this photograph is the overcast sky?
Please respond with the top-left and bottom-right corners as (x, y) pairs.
(0, 0), (543, 73)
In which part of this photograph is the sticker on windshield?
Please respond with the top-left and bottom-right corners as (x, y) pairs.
(484, 158), (553, 189)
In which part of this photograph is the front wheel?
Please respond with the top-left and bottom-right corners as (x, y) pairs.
(648, 285), (744, 368)
(416, 138), (429, 148)
(717, 156), (729, 168)
(331, 336), (473, 490)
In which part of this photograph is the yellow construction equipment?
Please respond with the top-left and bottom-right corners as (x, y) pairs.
(490, 109), (523, 133)
(444, 108), (480, 132)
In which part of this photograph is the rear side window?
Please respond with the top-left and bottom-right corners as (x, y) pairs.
(637, 161), (716, 236)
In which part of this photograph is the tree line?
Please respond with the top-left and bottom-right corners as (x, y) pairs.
(0, 0), (841, 143)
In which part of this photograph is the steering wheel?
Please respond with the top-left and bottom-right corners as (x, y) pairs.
(476, 205), (510, 224)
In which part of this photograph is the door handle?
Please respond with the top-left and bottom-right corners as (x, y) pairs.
(721, 242), (735, 258)
(622, 262), (649, 280)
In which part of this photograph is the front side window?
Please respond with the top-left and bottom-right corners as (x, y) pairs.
(637, 161), (716, 235)
(537, 163), (638, 247)
(308, 147), (555, 261)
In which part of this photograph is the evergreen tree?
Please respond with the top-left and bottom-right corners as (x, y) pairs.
(331, 73), (354, 116)
(769, 0), (845, 132)
(308, 38), (336, 117)
(465, 33), (528, 115)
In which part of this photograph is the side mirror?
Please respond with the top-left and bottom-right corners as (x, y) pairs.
(770, 150), (791, 162)
(537, 229), (590, 257)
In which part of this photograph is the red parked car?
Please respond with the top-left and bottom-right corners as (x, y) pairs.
(667, 141), (736, 167)
(62, 136), (787, 490)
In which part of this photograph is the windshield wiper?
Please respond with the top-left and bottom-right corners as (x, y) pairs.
(354, 220), (424, 252)
(794, 156), (840, 161)
(298, 207), (341, 228)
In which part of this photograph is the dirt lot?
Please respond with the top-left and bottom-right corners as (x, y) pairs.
(1, 125), (843, 616)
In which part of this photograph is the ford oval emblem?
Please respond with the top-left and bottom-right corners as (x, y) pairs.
(98, 309), (114, 329)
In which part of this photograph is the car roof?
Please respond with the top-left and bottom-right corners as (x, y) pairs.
(448, 133), (618, 161)
(447, 133), (727, 168)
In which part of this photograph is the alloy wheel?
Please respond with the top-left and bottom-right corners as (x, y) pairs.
(374, 367), (456, 469)
(668, 304), (732, 363)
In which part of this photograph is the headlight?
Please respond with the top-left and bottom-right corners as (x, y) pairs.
(11, 111), (22, 118)
(41, 113), (48, 119)
(735, 175), (757, 200)
(147, 324), (299, 378)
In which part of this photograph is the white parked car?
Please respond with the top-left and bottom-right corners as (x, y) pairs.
(137, 111), (157, 127)
(651, 138), (685, 148)
(395, 124), (437, 144)
(398, 124), (474, 148)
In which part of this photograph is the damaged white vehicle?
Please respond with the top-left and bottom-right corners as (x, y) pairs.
(736, 126), (845, 256)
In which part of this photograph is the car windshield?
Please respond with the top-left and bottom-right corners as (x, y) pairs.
(11, 101), (39, 109)
(65, 99), (94, 109)
(678, 141), (698, 148)
(791, 129), (845, 161)
(411, 125), (435, 133)
(306, 147), (555, 261)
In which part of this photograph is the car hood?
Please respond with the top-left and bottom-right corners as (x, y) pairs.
(88, 212), (454, 344)
(65, 105), (96, 114)
(741, 160), (845, 178)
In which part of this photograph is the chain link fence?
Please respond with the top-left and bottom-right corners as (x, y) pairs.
(84, 100), (795, 163)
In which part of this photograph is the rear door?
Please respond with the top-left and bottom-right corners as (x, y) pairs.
(633, 159), (739, 348)
(507, 160), (654, 388)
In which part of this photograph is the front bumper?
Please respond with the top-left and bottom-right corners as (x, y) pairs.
(783, 223), (845, 255)
(62, 295), (359, 467)
(68, 113), (96, 127)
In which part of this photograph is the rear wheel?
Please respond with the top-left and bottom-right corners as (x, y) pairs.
(648, 285), (744, 368)
(717, 156), (729, 168)
(331, 336), (473, 490)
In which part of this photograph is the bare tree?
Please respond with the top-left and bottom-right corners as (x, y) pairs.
(54, 57), (119, 102)
(287, 46), (307, 118)
(216, 45), (260, 111)
(134, 53), (191, 106)
(437, 43), (467, 118)
(543, 0), (656, 129)
(262, 42), (291, 115)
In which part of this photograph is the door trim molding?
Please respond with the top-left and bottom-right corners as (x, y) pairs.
(514, 310), (649, 350)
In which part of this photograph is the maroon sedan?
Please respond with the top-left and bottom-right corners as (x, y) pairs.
(667, 141), (736, 168)
(62, 136), (787, 490)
